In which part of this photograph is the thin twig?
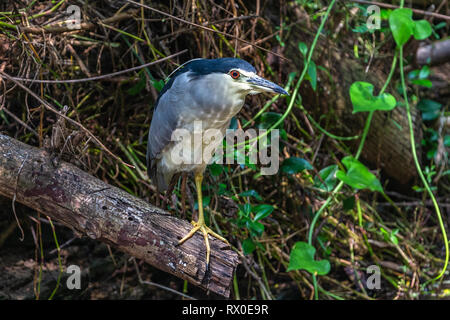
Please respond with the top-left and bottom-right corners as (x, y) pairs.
(0, 70), (133, 168)
(351, 0), (450, 21)
(1, 106), (39, 137)
(13, 12), (138, 34)
(132, 258), (196, 300)
(7, 50), (187, 83)
(12, 154), (28, 241)
(125, 0), (289, 61)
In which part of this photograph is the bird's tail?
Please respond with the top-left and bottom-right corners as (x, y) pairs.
(148, 159), (172, 192)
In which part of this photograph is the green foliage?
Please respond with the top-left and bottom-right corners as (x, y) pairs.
(417, 99), (442, 121)
(343, 196), (356, 211)
(350, 81), (397, 113)
(314, 165), (338, 192)
(297, 41), (317, 90)
(389, 9), (413, 46)
(242, 237), (256, 255)
(380, 228), (399, 245)
(281, 157), (313, 174)
(208, 163), (223, 177)
(287, 242), (331, 275)
(234, 203), (274, 241)
(408, 65), (432, 88)
(298, 42), (308, 57)
(413, 20), (433, 40)
(336, 156), (384, 193)
(127, 72), (146, 95)
(238, 189), (263, 201)
(256, 112), (283, 129)
(307, 61), (317, 91)
(253, 204), (274, 221)
(421, 128), (439, 160)
(389, 8), (432, 47)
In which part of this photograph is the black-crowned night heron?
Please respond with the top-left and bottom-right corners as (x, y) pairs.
(147, 58), (288, 271)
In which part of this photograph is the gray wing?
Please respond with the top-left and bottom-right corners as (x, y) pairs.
(146, 91), (180, 191)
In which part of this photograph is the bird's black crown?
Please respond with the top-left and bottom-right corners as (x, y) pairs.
(156, 58), (256, 105)
(182, 58), (256, 76)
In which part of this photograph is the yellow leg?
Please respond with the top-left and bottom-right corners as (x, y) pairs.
(177, 172), (229, 271)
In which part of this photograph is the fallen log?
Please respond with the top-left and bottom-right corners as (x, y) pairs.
(416, 39), (450, 66)
(0, 133), (239, 297)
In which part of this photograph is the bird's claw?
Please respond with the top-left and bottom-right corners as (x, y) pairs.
(177, 221), (229, 273)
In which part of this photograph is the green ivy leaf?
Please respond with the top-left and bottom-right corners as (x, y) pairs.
(418, 65), (430, 79)
(380, 228), (399, 245)
(413, 20), (432, 40)
(314, 165), (338, 192)
(257, 112), (283, 129)
(242, 237), (256, 255)
(444, 135), (450, 148)
(246, 220), (264, 237)
(417, 99), (442, 121)
(127, 72), (146, 95)
(336, 156), (384, 193)
(411, 79), (432, 88)
(281, 157), (313, 174)
(298, 42), (308, 57)
(287, 242), (331, 275)
(239, 189), (263, 201)
(152, 79), (165, 92)
(350, 82), (397, 113)
(208, 163), (223, 177)
(237, 203), (252, 218)
(307, 61), (317, 91)
(389, 8), (432, 46)
(253, 204), (274, 221)
(389, 8), (414, 47)
(352, 24), (368, 33)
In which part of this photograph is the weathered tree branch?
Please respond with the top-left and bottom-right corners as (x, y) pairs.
(0, 133), (239, 297)
(417, 39), (450, 66)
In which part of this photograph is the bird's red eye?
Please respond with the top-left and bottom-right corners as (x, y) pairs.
(230, 70), (240, 79)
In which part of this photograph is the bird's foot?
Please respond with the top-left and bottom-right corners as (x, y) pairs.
(177, 221), (230, 273)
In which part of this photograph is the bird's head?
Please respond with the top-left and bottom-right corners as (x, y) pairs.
(170, 58), (289, 97)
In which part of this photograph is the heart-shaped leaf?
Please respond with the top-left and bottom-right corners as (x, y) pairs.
(287, 242), (331, 275)
(389, 8), (432, 46)
(281, 157), (313, 174)
(336, 156), (384, 193)
(389, 8), (414, 47)
(350, 81), (397, 113)
(413, 20), (432, 40)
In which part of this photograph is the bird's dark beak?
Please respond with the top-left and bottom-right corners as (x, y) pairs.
(247, 76), (289, 95)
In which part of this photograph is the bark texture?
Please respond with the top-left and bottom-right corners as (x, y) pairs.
(0, 133), (239, 297)
(417, 39), (450, 66)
